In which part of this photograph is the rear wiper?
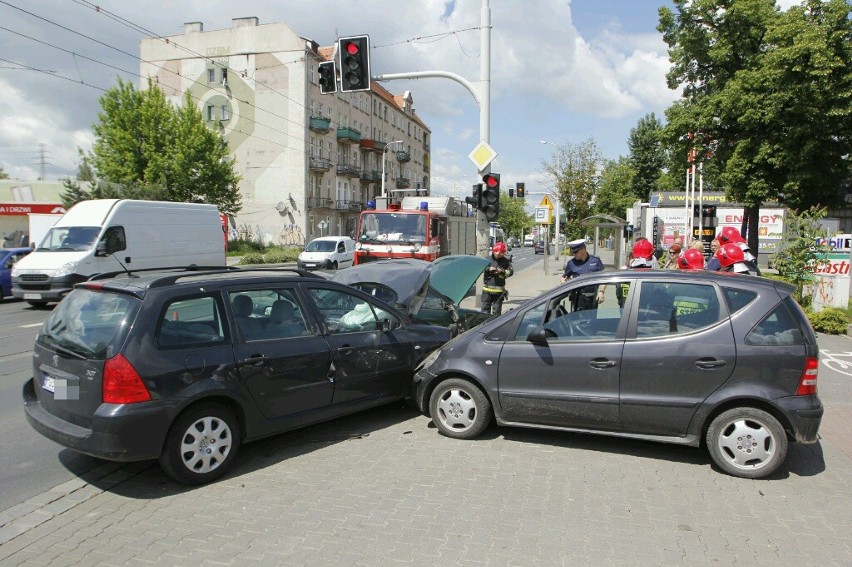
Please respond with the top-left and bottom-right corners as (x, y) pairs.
(47, 340), (88, 360)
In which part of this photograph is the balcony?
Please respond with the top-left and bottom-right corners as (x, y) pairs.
(307, 197), (335, 209)
(309, 116), (331, 133)
(396, 150), (411, 162)
(423, 142), (430, 151)
(360, 170), (381, 183)
(335, 200), (364, 211)
(309, 156), (332, 172)
(336, 127), (361, 143)
(374, 141), (387, 152)
(395, 177), (411, 189)
(336, 164), (361, 178)
(359, 138), (377, 151)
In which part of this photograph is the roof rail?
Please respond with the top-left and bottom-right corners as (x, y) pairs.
(88, 265), (241, 282)
(144, 266), (325, 289)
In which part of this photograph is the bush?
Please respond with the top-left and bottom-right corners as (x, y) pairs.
(238, 246), (301, 265)
(807, 307), (849, 334)
(227, 238), (267, 256)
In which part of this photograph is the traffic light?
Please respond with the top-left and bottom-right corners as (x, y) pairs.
(338, 35), (371, 92)
(481, 173), (500, 222)
(465, 183), (483, 210)
(516, 182), (525, 199)
(509, 188), (514, 198)
(318, 61), (337, 94)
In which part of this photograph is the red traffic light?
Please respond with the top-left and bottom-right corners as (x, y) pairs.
(345, 41), (360, 56)
(483, 174), (499, 188)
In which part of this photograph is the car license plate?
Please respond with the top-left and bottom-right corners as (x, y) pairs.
(43, 375), (55, 393)
(24, 293), (42, 300)
(305, 263), (316, 268)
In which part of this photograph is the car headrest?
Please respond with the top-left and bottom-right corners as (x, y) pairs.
(232, 294), (254, 318)
(270, 300), (294, 323)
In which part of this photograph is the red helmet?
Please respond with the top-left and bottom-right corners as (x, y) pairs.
(718, 226), (745, 245)
(632, 239), (654, 260)
(492, 242), (507, 254)
(677, 248), (705, 270)
(716, 242), (745, 267)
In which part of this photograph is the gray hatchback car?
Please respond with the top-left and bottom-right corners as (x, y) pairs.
(413, 270), (823, 479)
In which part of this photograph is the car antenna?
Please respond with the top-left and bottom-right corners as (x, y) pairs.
(111, 253), (134, 277)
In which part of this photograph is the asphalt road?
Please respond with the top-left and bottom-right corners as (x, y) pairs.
(0, 299), (105, 511)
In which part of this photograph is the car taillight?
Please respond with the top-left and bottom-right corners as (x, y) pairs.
(796, 357), (818, 396)
(103, 353), (151, 404)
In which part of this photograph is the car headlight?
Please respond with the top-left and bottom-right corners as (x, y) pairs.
(413, 243), (422, 252)
(417, 348), (443, 373)
(54, 261), (79, 278)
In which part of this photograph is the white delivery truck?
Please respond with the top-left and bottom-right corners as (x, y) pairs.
(12, 199), (226, 306)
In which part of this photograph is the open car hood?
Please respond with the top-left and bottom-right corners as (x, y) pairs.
(331, 256), (488, 315)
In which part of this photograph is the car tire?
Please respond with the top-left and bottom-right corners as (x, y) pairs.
(429, 378), (492, 440)
(706, 407), (787, 479)
(159, 403), (241, 485)
(332, 261), (338, 270)
(26, 299), (48, 308)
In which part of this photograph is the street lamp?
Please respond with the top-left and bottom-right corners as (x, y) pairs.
(381, 140), (404, 199)
(539, 140), (562, 260)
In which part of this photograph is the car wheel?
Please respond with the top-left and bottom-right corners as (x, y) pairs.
(159, 403), (241, 485)
(706, 407), (787, 479)
(429, 378), (492, 439)
(26, 300), (48, 308)
(332, 261), (338, 270)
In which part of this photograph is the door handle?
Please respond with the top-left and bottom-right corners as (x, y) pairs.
(695, 358), (726, 369)
(589, 358), (617, 369)
(246, 353), (266, 367)
(337, 346), (354, 355)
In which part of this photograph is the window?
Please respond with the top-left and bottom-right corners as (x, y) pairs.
(221, 105), (230, 121)
(723, 287), (758, 314)
(207, 68), (215, 84)
(158, 296), (226, 348)
(514, 283), (625, 341)
(227, 289), (309, 341)
(307, 287), (396, 334)
(221, 68), (228, 85)
(206, 105), (214, 121)
(637, 282), (721, 338)
(746, 301), (804, 346)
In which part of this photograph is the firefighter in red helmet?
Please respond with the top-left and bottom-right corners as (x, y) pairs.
(481, 241), (513, 315)
(677, 248), (705, 270)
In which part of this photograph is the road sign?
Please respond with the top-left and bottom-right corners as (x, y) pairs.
(468, 140), (498, 171)
(538, 195), (554, 210)
(534, 207), (552, 224)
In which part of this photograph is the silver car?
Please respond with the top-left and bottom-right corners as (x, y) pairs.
(413, 270), (823, 479)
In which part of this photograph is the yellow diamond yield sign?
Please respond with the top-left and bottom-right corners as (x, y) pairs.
(468, 141), (497, 171)
(539, 195), (554, 210)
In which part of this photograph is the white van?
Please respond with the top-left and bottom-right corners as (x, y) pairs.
(524, 235), (534, 247)
(12, 199), (225, 306)
(297, 236), (355, 270)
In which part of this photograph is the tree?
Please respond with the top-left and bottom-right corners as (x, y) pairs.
(497, 192), (533, 241)
(770, 207), (832, 305)
(542, 138), (604, 240)
(0, 167), (8, 180)
(627, 113), (666, 201)
(596, 157), (636, 220)
(90, 79), (241, 214)
(659, 0), (852, 256)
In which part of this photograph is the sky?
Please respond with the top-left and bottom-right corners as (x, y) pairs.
(0, 0), (801, 203)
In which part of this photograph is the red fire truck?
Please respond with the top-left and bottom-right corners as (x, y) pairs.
(354, 196), (478, 264)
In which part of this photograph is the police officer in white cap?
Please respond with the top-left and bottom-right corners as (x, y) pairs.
(561, 239), (605, 310)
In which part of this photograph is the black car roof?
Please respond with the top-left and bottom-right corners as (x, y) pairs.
(583, 269), (795, 293)
(79, 266), (325, 298)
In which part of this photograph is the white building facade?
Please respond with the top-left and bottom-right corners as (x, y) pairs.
(139, 17), (431, 246)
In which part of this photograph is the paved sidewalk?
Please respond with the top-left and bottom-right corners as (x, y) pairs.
(2, 250), (850, 566)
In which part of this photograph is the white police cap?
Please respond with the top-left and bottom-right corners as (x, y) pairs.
(568, 239), (587, 252)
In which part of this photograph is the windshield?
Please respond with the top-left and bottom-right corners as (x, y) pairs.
(37, 289), (140, 360)
(359, 212), (426, 244)
(38, 226), (101, 252)
(305, 240), (336, 252)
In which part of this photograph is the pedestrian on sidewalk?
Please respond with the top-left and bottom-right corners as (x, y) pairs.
(562, 239), (605, 310)
(481, 242), (513, 315)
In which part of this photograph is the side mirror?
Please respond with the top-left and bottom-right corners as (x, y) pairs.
(378, 318), (392, 332)
(95, 241), (108, 257)
(526, 326), (554, 344)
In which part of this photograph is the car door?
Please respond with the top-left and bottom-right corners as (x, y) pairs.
(496, 279), (629, 431)
(304, 284), (411, 405)
(227, 286), (334, 420)
(619, 280), (736, 436)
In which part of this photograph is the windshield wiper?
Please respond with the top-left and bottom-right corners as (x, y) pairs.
(45, 340), (88, 360)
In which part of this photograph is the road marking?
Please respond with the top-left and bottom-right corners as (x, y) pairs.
(20, 323), (42, 328)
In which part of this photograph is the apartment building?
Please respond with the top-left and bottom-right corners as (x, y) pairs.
(139, 17), (431, 246)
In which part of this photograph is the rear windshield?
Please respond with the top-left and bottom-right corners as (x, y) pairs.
(37, 289), (141, 360)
